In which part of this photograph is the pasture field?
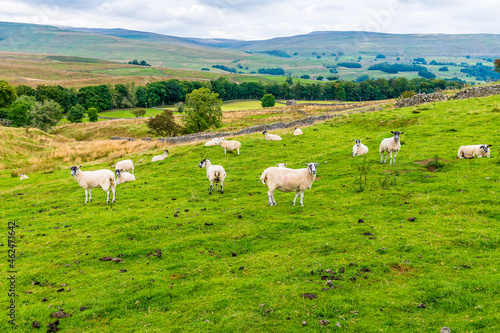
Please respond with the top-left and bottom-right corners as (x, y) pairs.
(1, 95), (500, 332)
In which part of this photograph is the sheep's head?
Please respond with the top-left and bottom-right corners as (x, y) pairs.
(391, 131), (403, 140)
(305, 162), (320, 175)
(214, 138), (221, 145)
(199, 159), (207, 168)
(262, 130), (267, 135)
(481, 145), (492, 153)
(70, 166), (81, 176)
(355, 139), (361, 146)
(115, 169), (121, 177)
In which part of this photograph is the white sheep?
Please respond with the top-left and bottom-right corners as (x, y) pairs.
(379, 131), (404, 165)
(293, 127), (303, 135)
(204, 138), (220, 147)
(151, 150), (169, 162)
(19, 173), (29, 180)
(115, 159), (134, 174)
(352, 139), (369, 156)
(215, 137), (241, 155)
(115, 169), (136, 184)
(458, 145), (492, 158)
(198, 159), (226, 195)
(70, 166), (116, 204)
(263, 130), (282, 141)
(260, 162), (319, 206)
(275, 163), (287, 168)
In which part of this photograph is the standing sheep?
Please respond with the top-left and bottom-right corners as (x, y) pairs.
(198, 159), (226, 195)
(19, 173), (29, 180)
(458, 145), (492, 158)
(379, 131), (404, 165)
(115, 159), (134, 174)
(293, 127), (303, 135)
(215, 138), (241, 155)
(260, 162), (319, 206)
(352, 139), (369, 156)
(70, 166), (116, 204)
(263, 130), (282, 141)
(115, 169), (136, 184)
(151, 150), (169, 162)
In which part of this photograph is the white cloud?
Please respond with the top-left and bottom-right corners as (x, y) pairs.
(0, 0), (498, 39)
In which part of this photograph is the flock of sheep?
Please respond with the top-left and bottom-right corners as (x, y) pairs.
(61, 125), (492, 206)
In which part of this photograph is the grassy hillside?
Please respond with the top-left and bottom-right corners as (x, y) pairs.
(1, 95), (500, 332)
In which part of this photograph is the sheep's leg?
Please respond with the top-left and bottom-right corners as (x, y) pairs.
(224, 148), (227, 154)
(380, 153), (385, 164)
(84, 189), (88, 203)
(105, 190), (110, 204)
(292, 191), (300, 206)
(392, 151), (398, 165)
(388, 151), (393, 165)
(221, 182), (224, 194)
(111, 186), (116, 203)
(300, 192), (305, 206)
(267, 190), (275, 206)
(89, 188), (93, 202)
(209, 181), (213, 195)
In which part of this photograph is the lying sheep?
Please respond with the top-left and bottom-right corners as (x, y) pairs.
(379, 131), (403, 165)
(263, 130), (282, 141)
(204, 138), (220, 147)
(115, 169), (136, 184)
(115, 159), (134, 174)
(70, 166), (116, 204)
(151, 150), (169, 162)
(293, 127), (303, 135)
(260, 162), (319, 206)
(215, 137), (241, 155)
(458, 145), (492, 158)
(19, 173), (29, 180)
(352, 139), (369, 156)
(198, 159), (226, 195)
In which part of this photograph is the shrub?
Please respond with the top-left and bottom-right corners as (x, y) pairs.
(67, 104), (86, 123)
(182, 88), (222, 134)
(147, 110), (182, 137)
(261, 94), (276, 108)
(87, 107), (99, 122)
(131, 109), (146, 117)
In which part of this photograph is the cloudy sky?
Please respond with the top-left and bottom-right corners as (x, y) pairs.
(0, 0), (498, 40)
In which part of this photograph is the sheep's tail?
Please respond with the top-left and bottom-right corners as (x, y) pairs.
(110, 175), (116, 188)
(260, 171), (267, 184)
(214, 171), (220, 182)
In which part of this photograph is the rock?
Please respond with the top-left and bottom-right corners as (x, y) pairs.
(302, 321), (307, 326)
(440, 327), (451, 333)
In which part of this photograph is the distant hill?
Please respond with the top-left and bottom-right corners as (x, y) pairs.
(1, 22), (499, 83)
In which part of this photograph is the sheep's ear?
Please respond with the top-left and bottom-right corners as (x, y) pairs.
(79, 165), (82, 169)
(400, 132), (404, 134)
(488, 144), (493, 147)
(315, 163), (320, 166)
(391, 131), (394, 134)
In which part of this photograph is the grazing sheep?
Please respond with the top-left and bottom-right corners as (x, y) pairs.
(215, 137), (241, 155)
(352, 139), (369, 156)
(260, 162), (319, 206)
(151, 150), (169, 162)
(263, 130), (282, 141)
(115, 159), (134, 174)
(458, 145), (492, 159)
(70, 166), (116, 204)
(19, 173), (29, 180)
(204, 138), (221, 147)
(379, 131), (404, 165)
(198, 159), (226, 195)
(115, 169), (136, 184)
(293, 127), (303, 135)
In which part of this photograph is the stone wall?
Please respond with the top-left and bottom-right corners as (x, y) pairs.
(394, 84), (500, 108)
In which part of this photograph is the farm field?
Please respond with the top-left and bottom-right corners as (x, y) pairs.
(1, 94), (500, 332)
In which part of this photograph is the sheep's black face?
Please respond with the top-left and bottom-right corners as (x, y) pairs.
(115, 170), (121, 176)
(262, 130), (267, 134)
(199, 159), (206, 168)
(306, 163), (319, 175)
(481, 145), (490, 153)
(70, 166), (79, 176)
(355, 139), (361, 146)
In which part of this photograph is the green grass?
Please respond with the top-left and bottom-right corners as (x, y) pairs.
(91, 67), (168, 77)
(98, 108), (164, 118)
(2, 95), (500, 332)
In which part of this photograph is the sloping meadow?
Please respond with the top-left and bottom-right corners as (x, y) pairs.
(1, 95), (500, 332)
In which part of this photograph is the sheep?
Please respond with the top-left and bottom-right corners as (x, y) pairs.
(352, 139), (369, 156)
(204, 138), (220, 147)
(70, 166), (116, 204)
(260, 162), (319, 206)
(115, 169), (136, 184)
(458, 145), (492, 159)
(379, 131), (404, 165)
(19, 173), (29, 180)
(293, 127), (303, 135)
(275, 163), (287, 168)
(263, 130), (282, 141)
(151, 150), (169, 162)
(215, 137), (241, 155)
(198, 159), (226, 195)
(115, 159), (134, 174)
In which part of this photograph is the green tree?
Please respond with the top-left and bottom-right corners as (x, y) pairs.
(15, 85), (36, 97)
(131, 109), (146, 117)
(146, 110), (182, 137)
(261, 94), (276, 107)
(87, 107), (99, 122)
(28, 100), (63, 131)
(0, 80), (18, 108)
(285, 77), (293, 86)
(67, 104), (86, 123)
(495, 59), (500, 73)
(8, 95), (36, 127)
(182, 88), (223, 134)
